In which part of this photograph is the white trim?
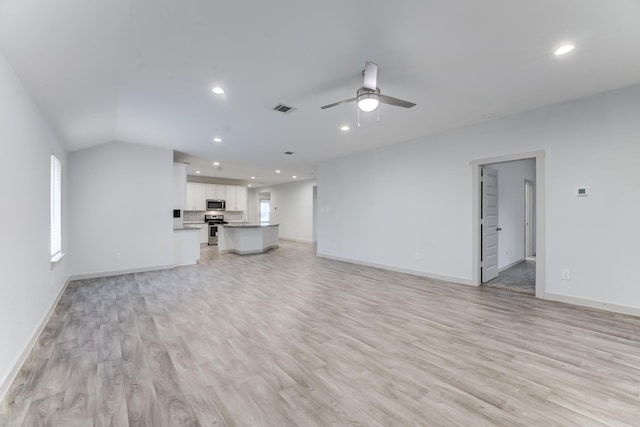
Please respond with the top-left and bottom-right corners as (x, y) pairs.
(545, 293), (640, 318)
(279, 237), (314, 244)
(498, 258), (525, 273)
(471, 150), (546, 298)
(317, 253), (474, 286)
(50, 252), (65, 265)
(68, 264), (174, 281)
(0, 277), (71, 403)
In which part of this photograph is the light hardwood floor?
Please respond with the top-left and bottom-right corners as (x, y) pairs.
(1, 241), (639, 426)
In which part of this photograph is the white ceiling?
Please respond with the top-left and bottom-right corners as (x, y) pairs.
(1, 0), (639, 186)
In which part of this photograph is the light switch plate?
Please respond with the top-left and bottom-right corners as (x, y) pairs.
(575, 186), (590, 196)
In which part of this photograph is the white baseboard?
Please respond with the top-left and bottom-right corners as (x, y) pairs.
(317, 253), (474, 286)
(0, 276), (71, 403)
(498, 258), (525, 273)
(68, 264), (174, 281)
(279, 237), (314, 244)
(544, 293), (640, 317)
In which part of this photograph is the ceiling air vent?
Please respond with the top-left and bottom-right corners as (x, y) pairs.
(273, 104), (296, 114)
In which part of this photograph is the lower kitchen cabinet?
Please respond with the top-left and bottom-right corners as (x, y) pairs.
(199, 225), (208, 244)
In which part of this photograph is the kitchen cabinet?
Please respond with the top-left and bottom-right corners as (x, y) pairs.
(199, 224), (208, 244)
(223, 185), (247, 211)
(186, 182), (206, 211)
(225, 185), (237, 211)
(235, 185), (247, 212)
(205, 184), (226, 201)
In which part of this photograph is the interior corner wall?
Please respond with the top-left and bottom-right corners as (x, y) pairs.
(248, 179), (317, 242)
(68, 142), (174, 276)
(0, 52), (70, 394)
(492, 159), (536, 269)
(317, 84), (640, 310)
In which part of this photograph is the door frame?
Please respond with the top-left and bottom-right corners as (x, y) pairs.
(524, 179), (535, 258)
(471, 150), (545, 297)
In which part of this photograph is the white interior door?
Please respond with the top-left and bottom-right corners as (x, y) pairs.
(482, 166), (499, 282)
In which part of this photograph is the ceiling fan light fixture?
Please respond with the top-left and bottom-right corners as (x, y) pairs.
(357, 93), (379, 112)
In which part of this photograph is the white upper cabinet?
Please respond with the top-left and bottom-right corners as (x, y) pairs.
(205, 184), (226, 200)
(186, 182), (206, 211)
(225, 185), (237, 210)
(235, 185), (247, 212)
(214, 184), (226, 200)
(187, 182), (246, 212)
(223, 185), (247, 212)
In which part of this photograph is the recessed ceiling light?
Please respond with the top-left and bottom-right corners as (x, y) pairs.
(195, 170), (201, 174)
(251, 176), (255, 179)
(213, 137), (222, 143)
(292, 175), (297, 179)
(275, 170), (281, 174)
(341, 125), (350, 131)
(212, 86), (225, 95)
(248, 184), (252, 187)
(554, 44), (575, 56)
(213, 161), (220, 166)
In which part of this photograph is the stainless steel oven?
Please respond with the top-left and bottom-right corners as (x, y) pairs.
(205, 214), (225, 245)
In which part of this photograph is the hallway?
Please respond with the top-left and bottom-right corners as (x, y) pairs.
(483, 258), (536, 295)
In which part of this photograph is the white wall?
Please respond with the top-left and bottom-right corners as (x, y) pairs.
(0, 53), (69, 394)
(318, 84), (640, 310)
(69, 142), (174, 276)
(248, 179), (317, 242)
(492, 159), (536, 269)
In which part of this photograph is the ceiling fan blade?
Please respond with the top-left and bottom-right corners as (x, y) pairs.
(363, 61), (378, 90)
(378, 94), (416, 108)
(320, 97), (357, 109)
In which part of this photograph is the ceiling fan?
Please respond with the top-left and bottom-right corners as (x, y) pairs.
(321, 61), (416, 113)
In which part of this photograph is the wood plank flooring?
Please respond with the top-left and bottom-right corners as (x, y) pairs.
(1, 240), (640, 426)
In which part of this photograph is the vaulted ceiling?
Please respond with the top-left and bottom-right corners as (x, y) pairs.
(1, 0), (639, 185)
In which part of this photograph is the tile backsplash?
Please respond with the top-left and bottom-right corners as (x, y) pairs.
(184, 210), (206, 223)
(223, 211), (245, 222)
(183, 210), (246, 223)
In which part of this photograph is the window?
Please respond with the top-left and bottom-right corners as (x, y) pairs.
(50, 154), (62, 261)
(260, 200), (271, 223)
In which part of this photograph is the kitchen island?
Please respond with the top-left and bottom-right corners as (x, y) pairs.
(218, 223), (279, 255)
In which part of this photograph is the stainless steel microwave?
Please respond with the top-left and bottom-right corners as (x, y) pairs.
(206, 199), (226, 211)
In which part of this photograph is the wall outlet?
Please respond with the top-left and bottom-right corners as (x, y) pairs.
(115, 252), (121, 261)
(561, 268), (571, 280)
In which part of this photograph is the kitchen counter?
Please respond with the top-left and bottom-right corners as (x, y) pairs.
(221, 222), (279, 229)
(173, 225), (201, 231)
(218, 223), (279, 255)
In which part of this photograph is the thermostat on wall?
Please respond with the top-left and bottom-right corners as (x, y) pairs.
(575, 186), (590, 197)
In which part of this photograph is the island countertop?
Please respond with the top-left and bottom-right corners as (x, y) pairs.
(220, 223), (279, 229)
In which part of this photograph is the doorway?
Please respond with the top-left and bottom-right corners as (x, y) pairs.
(260, 199), (271, 223)
(471, 151), (545, 297)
